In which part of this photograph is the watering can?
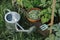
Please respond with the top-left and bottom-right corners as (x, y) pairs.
(4, 9), (35, 33)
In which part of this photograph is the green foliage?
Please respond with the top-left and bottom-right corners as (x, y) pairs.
(40, 8), (51, 23)
(55, 1), (60, 16)
(30, 0), (41, 7)
(23, 0), (33, 9)
(17, 0), (52, 9)
(17, 0), (23, 6)
(45, 34), (55, 40)
(58, 9), (60, 16)
(39, 0), (52, 7)
(41, 0), (46, 4)
(17, 0), (33, 9)
(56, 3), (60, 9)
(45, 23), (60, 40)
(52, 23), (60, 36)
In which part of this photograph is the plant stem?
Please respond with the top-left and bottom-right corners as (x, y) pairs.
(49, 0), (56, 40)
(50, 0), (56, 34)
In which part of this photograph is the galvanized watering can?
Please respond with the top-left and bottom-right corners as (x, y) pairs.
(4, 9), (35, 33)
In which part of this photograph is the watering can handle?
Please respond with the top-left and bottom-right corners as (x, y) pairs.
(15, 23), (36, 33)
(15, 23), (24, 30)
(6, 9), (11, 12)
(4, 9), (11, 14)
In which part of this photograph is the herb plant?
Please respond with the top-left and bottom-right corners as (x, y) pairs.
(27, 10), (40, 20)
(40, 8), (51, 23)
(16, 0), (52, 9)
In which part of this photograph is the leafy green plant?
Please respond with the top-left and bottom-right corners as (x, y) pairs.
(22, 0), (33, 9)
(51, 23), (60, 40)
(52, 23), (60, 36)
(39, 0), (52, 7)
(39, 8), (51, 23)
(55, 0), (60, 15)
(16, 0), (52, 9)
(17, 0), (33, 9)
(27, 10), (40, 20)
(45, 23), (60, 40)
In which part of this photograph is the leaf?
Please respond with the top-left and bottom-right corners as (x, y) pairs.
(45, 37), (49, 40)
(47, 1), (52, 5)
(23, 0), (33, 9)
(49, 34), (55, 40)
(55, 36), (60, 40)
(58, 9), (60, 16)
(56, 3), (60, 9)
(40, 9), (47, 15)
(47, 8), (52, 13)
(41, 0), (46, 4)
(41, 16), (48, 23)
(54, 8), (57, 13)
(52, 27), (58, 31)
(57, 0), (60, 2)
(17, 0), (23, 6)
(45, 34), (55, 40)
(56, 32), (60, 37)
(33, 0), (41, 6)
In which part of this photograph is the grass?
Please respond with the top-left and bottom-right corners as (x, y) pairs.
(0, 0), (43, 40)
